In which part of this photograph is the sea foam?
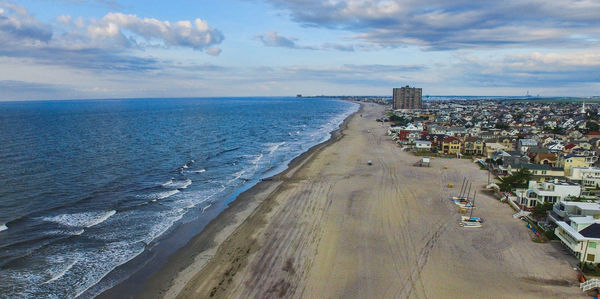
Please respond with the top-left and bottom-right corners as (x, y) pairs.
(42, 210), (116, 228)
(162, 178), (192, 189)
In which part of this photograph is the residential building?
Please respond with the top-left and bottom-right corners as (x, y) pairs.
(550, 201), (600, 224)
(484, 143), (506, 158)
(568, 167), (600, 189)
(518, 139), (538, 153)
(516, 180), (581, 208)
(463, 137), (484, 156)
(533, 153), (558, 166)
(441, 137), (462, 155)
(559, 154), (596, 175)
(506, 163), (564, 181)
(414, 140), (432, 151)
(393, 86), (422, 110)
(554, 217), (600, 264)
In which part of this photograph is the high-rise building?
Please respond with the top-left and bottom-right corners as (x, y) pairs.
(393, 86), (422, 109)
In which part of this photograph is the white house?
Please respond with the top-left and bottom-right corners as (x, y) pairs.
(550, 201), (600, 224)
(568, 167), (600, 188)
(547, 141), (565, 153)
(516, 180), (582, 208)
(414, 140), (432, 151)
(402, 123), (424, 132)
(555, 216), (600, 264)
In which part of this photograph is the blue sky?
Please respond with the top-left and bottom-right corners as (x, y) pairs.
(1, 0), (600, 100)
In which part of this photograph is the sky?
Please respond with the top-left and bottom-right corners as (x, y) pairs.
(1, 0), (600, 100)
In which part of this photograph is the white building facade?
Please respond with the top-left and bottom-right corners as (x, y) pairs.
(516, 180), (582, 207)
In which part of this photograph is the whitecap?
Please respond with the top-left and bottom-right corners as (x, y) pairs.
(192, 169), (206, 174)
(161, 178), (174, 187)
(43, 259), (78, 284)
(251, 153), (264, 165)
(266, 142), (285, 155)
(228, 170), (246, 184)
(41, 210), (116, 228)
(162, 178), (192, 189)
(148, 189), (180, 201)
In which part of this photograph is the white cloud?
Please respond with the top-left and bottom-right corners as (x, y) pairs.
(86, 13), (223, 50)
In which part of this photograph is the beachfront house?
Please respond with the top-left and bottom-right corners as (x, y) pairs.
(515, 180), (581, 208)
(441, 137), (462, 155)
(414, 140), (432, 152)
(554, 216), (600, 265)
(568, 167), (600, 189)
(463, 137), (484, 156)
(549, 201), (600, 224)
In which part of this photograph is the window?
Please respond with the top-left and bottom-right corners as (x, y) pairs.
(587, 254), (595, 262)
(590, 242), (597, 249)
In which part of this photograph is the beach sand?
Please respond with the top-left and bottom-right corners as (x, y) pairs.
(139, 102), (584, 298)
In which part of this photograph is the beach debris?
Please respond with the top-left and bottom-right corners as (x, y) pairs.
(443, 166), (448, 169)
(447, 183), (454, 188)
(367, 160), (373, 165)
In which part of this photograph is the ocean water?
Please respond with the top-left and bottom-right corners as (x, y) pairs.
(0, 97), (359, 298)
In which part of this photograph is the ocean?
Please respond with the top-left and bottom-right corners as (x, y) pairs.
(0, 97), (359, 298)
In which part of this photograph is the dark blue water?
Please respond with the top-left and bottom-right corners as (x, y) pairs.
(0, 97), (358, 298)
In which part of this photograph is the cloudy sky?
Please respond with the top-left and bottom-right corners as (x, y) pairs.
(1, 0), (600, 100)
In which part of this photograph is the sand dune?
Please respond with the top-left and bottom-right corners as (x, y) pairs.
(148, 102), (583, 298)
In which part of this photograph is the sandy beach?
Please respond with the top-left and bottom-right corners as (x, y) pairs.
(139, 102), (584, 298)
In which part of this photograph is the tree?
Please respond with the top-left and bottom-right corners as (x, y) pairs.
(551, 126), (565, 134)
(495, 123), (510, 129)
(587, 121), (600, 133)
(532, 202), (553, 218)
(496, 168), (532, 191)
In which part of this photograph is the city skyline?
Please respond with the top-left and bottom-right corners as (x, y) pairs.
(2, 0), (600, 101)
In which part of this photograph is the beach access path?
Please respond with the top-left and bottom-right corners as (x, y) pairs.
(148, 102), (584, 298)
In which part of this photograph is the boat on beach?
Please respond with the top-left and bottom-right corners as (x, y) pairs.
(461, 216), (483, 223)
(459, 221), (482, 228)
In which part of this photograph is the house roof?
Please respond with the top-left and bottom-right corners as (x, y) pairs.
(565, 144), (577, 150)
(465, 136), (482, 142)
(587, 131), (600, 136)
(505, 150), (523, 156)
(442, 136), (461, 142)
(519, 139), (537, 145)
(527, 146), (550, 154)
(580, 223), (600, 239)
(535, 153), (557, 160)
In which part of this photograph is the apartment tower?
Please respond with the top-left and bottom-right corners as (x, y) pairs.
(393, 86), (422, 109)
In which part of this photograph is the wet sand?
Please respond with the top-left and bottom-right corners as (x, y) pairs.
(140, 102), (584, 298)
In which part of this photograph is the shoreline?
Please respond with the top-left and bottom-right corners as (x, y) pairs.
(97, 101), (363, 298)
(164, 102), (582, 298)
